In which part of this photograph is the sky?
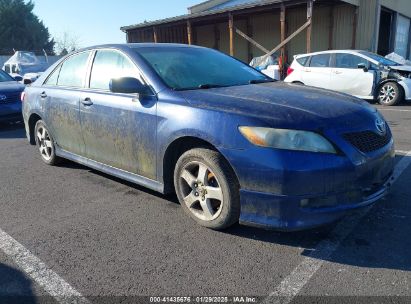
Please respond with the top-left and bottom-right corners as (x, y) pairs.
(32, 0), (200, 48)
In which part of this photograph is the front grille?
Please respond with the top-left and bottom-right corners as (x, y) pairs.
(0, 92), (21, 104)
(343, 130), (391, 153)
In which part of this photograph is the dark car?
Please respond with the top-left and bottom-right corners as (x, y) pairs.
(0, 70), (25, 123)
(22, 44), (395, 230)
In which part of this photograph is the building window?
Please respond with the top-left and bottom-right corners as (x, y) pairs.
(394, 14), (410, 59)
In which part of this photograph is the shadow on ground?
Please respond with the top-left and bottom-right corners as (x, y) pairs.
(0, 263), (37, 304)
(0, 122), (25, 139)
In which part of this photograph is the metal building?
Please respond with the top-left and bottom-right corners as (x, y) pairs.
(121, 0), (411, 65)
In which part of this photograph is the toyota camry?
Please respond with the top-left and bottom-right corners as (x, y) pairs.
(22, 44), (395, 230)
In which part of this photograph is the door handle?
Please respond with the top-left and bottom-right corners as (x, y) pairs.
(333, 70), (342, 74)
(40, 92), (47, 98)
(81, 98), (93, 106)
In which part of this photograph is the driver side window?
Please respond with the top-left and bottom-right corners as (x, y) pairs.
(89, 50), (142, 91)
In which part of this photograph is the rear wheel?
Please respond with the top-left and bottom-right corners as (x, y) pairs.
(34, 120), (60, 165)
(378, 82), (403, 106)
(174, 148), (240, 230)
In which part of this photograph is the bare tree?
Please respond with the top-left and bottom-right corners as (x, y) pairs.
(54, 32), (81, 56)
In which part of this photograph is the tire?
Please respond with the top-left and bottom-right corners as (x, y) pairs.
(34, 120), (60, 165)
(378, 82), (403, 106)
(174, 148), (240, 230)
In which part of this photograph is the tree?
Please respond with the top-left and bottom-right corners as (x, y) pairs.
(0, 0), (55, 55)
(54, 32), (80, 56)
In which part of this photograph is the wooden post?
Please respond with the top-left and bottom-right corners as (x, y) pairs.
(280, 4), (286, 78)
(306, 0), (313, 53)
(187, 20), (192, 45)
(229, 13), (234, 56)
(153, 27), (158, 43)
(328, 6), (334, 49)
(352, 6), (358, 49)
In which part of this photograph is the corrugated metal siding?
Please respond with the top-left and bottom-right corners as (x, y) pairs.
(233, 19), (249, 62)
(195, 24), (216, 48)
(249, 12), (281, 57)
(286, 6), (307, 58)
(332, 4), (356, 49)
(356, 0), (377, 50)
(312, 5), (331, 52)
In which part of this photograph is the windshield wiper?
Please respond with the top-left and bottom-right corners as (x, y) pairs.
(249, 79), (276, 84)
(198, 84), (226, 89)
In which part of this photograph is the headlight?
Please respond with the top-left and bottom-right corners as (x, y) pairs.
(239, 127), (337, 154)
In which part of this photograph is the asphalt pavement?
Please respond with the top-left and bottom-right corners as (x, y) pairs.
(0, 103), (410, 304)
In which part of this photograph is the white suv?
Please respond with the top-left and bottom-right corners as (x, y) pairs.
(284, 50), (411, 106)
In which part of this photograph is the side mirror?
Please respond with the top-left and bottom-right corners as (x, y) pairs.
(109, 77), (149, 95)
(14, 75), (23, 82)
(358, 63), (368, 72)
(23, 78), (32, 85)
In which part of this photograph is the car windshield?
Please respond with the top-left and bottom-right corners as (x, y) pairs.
(134, 47), (272, 90)
(359, 51), (400, 66)
(0, 70), (14, 82)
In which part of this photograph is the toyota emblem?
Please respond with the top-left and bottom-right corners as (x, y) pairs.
(375, 118), (386, 135)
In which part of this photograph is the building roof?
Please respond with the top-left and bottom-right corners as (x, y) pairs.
(120, 0), (300, 32)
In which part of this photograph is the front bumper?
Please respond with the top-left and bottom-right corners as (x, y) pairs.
(0, 102), (22, 123)
(238, 175), (392, 230)
(220, 137), (395, 231)
(399, 78), (411, 100)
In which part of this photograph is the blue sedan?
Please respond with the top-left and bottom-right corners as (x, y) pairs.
(22, 44), (395, 230)
(0, 70), (25, 123)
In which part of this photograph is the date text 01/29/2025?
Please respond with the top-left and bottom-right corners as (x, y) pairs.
(149, 296), (257, 303)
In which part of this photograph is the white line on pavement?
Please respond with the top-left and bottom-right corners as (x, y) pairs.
(0, 228), (90, 304)
(265, 150), (411, 304)
(377, 108), (411, 112)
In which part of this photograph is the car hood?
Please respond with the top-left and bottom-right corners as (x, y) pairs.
(389, 65), (411, 72)
(0, 81), (25, 93)
(178, 82), (378, 131)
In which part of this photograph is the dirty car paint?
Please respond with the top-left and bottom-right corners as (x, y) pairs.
(22, 44), (395, 230)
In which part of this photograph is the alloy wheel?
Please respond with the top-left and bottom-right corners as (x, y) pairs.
(178, 161), (224, 221)
(36, 126), (53, 161)
(379, 85), (396, 104)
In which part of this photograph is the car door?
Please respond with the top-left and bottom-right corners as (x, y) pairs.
(42, 51), (91, 156)
(301, 54), (332, 88)
(329, 53), (374, 97)
(79, 49), (157, 179)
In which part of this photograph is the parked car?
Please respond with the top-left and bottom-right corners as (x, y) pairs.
(285, 50), (411, 106)
(3, 51), (48, 84)
(0, 69), (25, 123)
(22, 44), (394, 230)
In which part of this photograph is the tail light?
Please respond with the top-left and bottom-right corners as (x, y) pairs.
(20, 92), (26, 102)
(287, 67), (294, 76)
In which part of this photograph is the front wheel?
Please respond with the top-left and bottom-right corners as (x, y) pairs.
(34, 120), (60, 165)
(378, 82), (403, 106)
(174, 148), (240, 230)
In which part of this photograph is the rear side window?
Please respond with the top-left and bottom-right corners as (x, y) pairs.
(310, 54), (330, 68)
(90, 50), (141, 90)
(335, 53), (369, 69)
(57, 51), (91, 88)
(296, 56), (309, 66)
(45, 65), (61, 86)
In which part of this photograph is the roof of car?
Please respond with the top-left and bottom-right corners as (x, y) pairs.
(294, 50), (368, 58)
(75, 43), (204, 53)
